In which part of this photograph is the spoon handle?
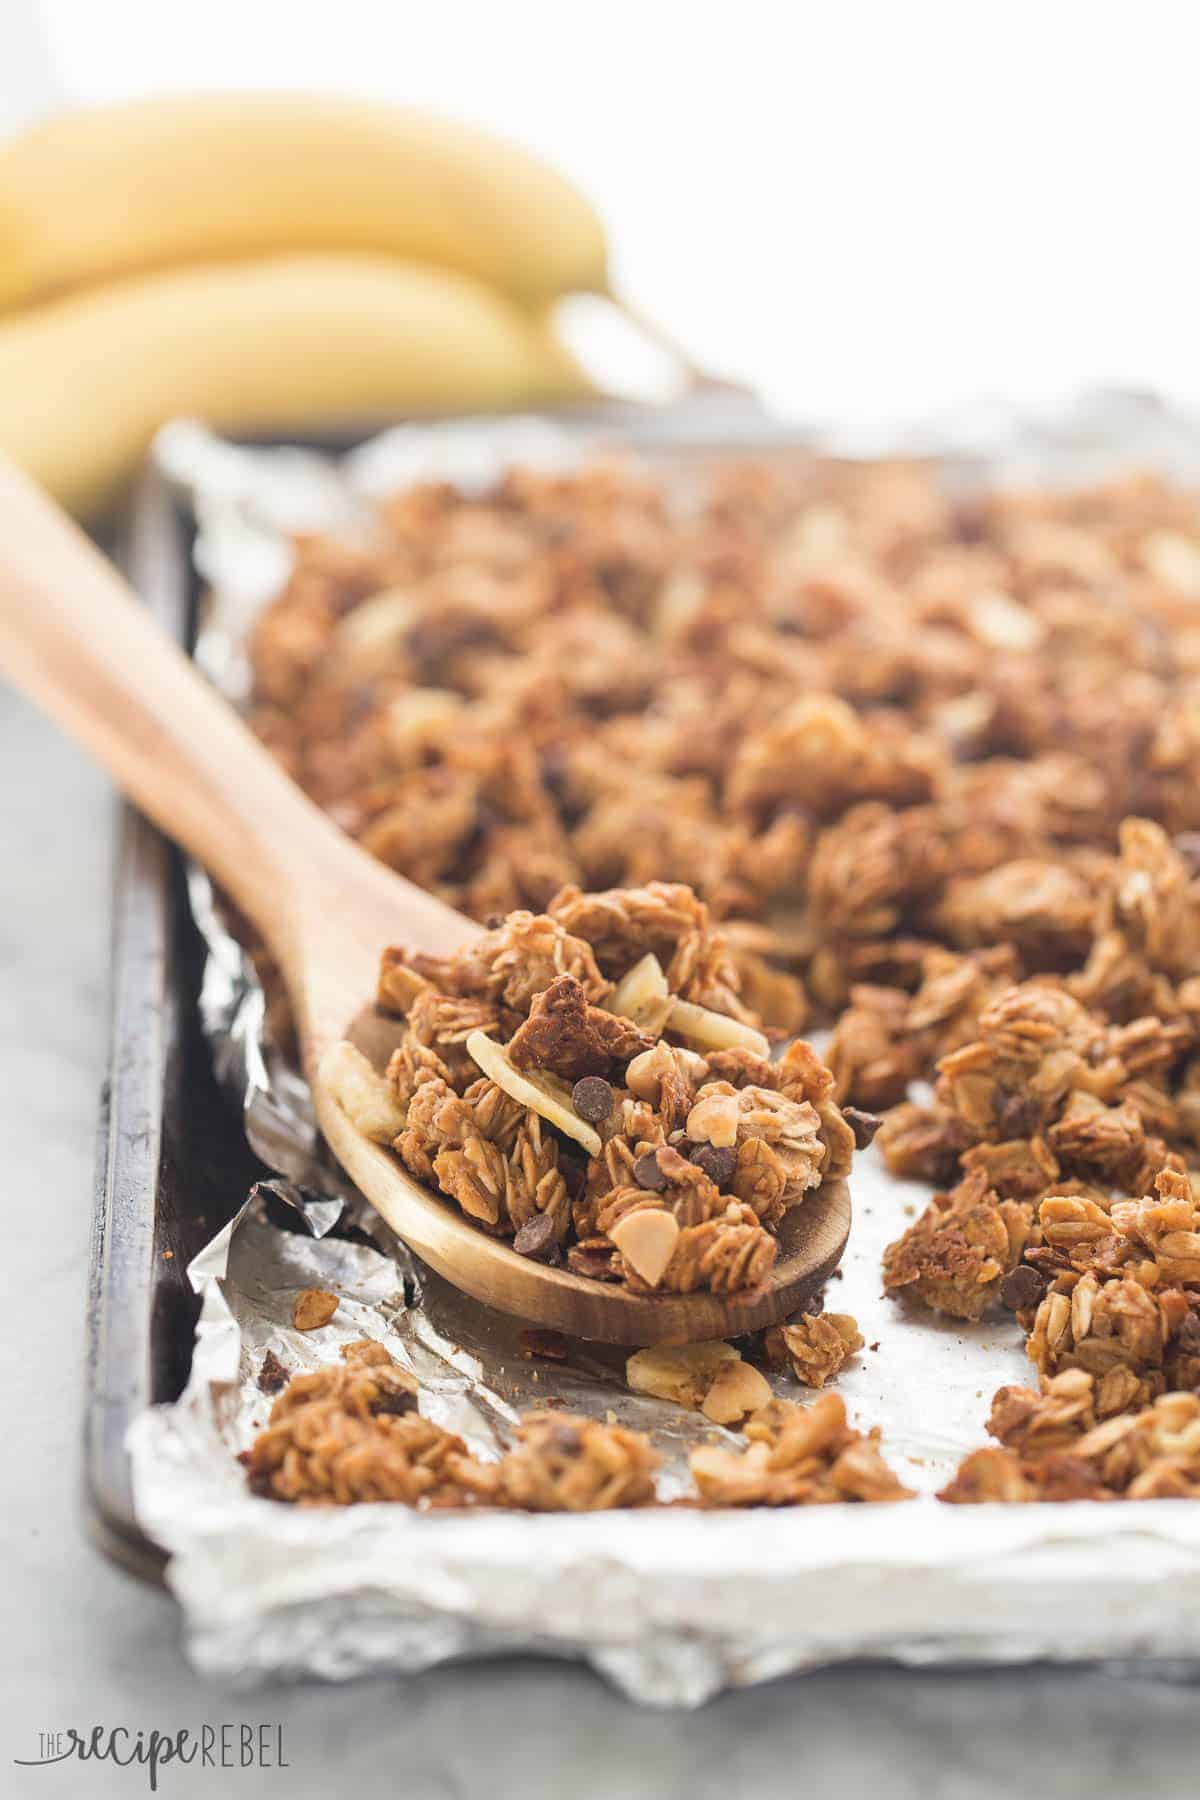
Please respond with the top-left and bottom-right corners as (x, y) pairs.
(0, 455), (348, 928)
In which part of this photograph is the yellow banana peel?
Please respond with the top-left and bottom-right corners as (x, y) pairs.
(0, 95), (609, 314)
(0, 255), (591, 519)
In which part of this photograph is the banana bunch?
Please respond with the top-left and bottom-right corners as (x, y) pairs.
(0, 96), (609, 516)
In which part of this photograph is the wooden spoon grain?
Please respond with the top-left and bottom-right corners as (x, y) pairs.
(0, 455), (849, 1343)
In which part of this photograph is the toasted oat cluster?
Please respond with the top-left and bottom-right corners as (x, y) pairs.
(881, 1166), (1033, 1322)
(1017, 1167), (1200, 1410)
(250, 459), (1200, 1018)
(247, 453), (1200, 1499)
(760, 1310), (866, 1387)
(244, 1340), (908, 1511)
(244, 1338), (463, 1506)
(690, 1391), (915, 1507)
(323, 881), (855, 1296)
(939, 1370), (1200, 1502)
(245, 1339), (660, 1511)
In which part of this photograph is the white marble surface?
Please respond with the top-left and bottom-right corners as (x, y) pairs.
(2, 681), (1198, 1800)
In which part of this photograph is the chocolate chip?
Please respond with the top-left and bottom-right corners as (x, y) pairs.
(370, 1384), (418, 1417)
(566, 1244), (620, 1281)
(257, 1350), (288, 1395)
(930, 1149), (966, 1187)
(1173, 832), (1200, 877)
(1000, 1264), (1046, 1311)
(539, 745), (568, 797)
(997, 1091), (1039, 1138)
(633, 1149), (668, 1191)
(953, 497), (987, 543)
(689, 1142), (736, 1187)
(513, 1212), (561, 1263)
(571, 1075), (614, 1123)
(1175, 1312), (1200, 1354)
(844, 1106), (882, 1150)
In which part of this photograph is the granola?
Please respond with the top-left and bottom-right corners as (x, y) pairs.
(245, 452), (1200, 1496)
(939, 1371), (1200, 1503)
(250, 461), (1200, 1026)
(243, 1339), (469, 1505)
(881, 1170), (1032, 1321)
(244, 1340), (659, 1510)
(455, 1412), (661, 1512)
(346, 883), (854, 1296)
(1010, 1168), (1200, 1412)
(244, 1340), (913, 1510)
(761, 1310), (865, 1387)
(689, 1392), (915, 1507)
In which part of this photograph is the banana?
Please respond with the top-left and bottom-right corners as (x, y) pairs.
(0, 255), (591, 518)
(0, 95), (608, 313)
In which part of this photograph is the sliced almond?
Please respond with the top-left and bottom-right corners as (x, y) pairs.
(383, 687), (463, 751)
(691, 1439), (770, 1499)
(610, 952), (673, 1034)
(624, 1045), (666, 1102)
(465, 1030), (601, 1155)
(675, 1046), (712, 1083)
(1143, 529), (1200, 597)
(626, 1340), (738, 1408)
(967, 590), (1043, 652)
(653, 570), (707, 642)
(700, 1357), (772, 1425)
(668, 997), (770, 1059)
(331, 588), (416, 670)
(609, 1208), (680, 1288)
(781, 503), (850, 565)
(319, 1040), (409, 1144)
(686, 1089), (740, 1148)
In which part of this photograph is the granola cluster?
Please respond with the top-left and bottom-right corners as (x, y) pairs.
(249, 460), (1200, 1023)
(876, 824), (1200, 1337)
(690, 1392), (914, 1507)
(244, 1340), (659, 1511)
(244, 1339), (910, 1510)
(246, 452), (1200, 1502)
(325, 881), (855, 1295)
(245, 1338), (458, 1506)
(939, 1371), (1200, 1502)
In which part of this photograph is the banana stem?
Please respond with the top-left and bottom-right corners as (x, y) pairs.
(606, 295), (756, 398)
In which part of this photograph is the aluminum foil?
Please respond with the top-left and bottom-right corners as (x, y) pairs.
(128, 397), (1200, 1705)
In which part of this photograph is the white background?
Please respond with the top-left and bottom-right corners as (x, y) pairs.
(2, 9), (1200, 1792)
(4, 0), (1199, 433)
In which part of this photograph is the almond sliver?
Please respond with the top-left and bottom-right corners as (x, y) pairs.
(667, 998), (769, 1059)
(320, 1040), (408, 1144)
(700, 1357), (772, 1425)
(610, 952), (672, 1033)
(465, 1030), (601, 1155)
(609, 1208), (679, 1288)
(331, 588), (416, 667)
(626, 1340), (738, 1407)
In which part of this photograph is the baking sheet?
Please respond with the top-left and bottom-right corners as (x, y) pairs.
(128, 398), (1200, 1704)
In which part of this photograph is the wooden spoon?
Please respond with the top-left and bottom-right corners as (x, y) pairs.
(0, 456), (849, 1344)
